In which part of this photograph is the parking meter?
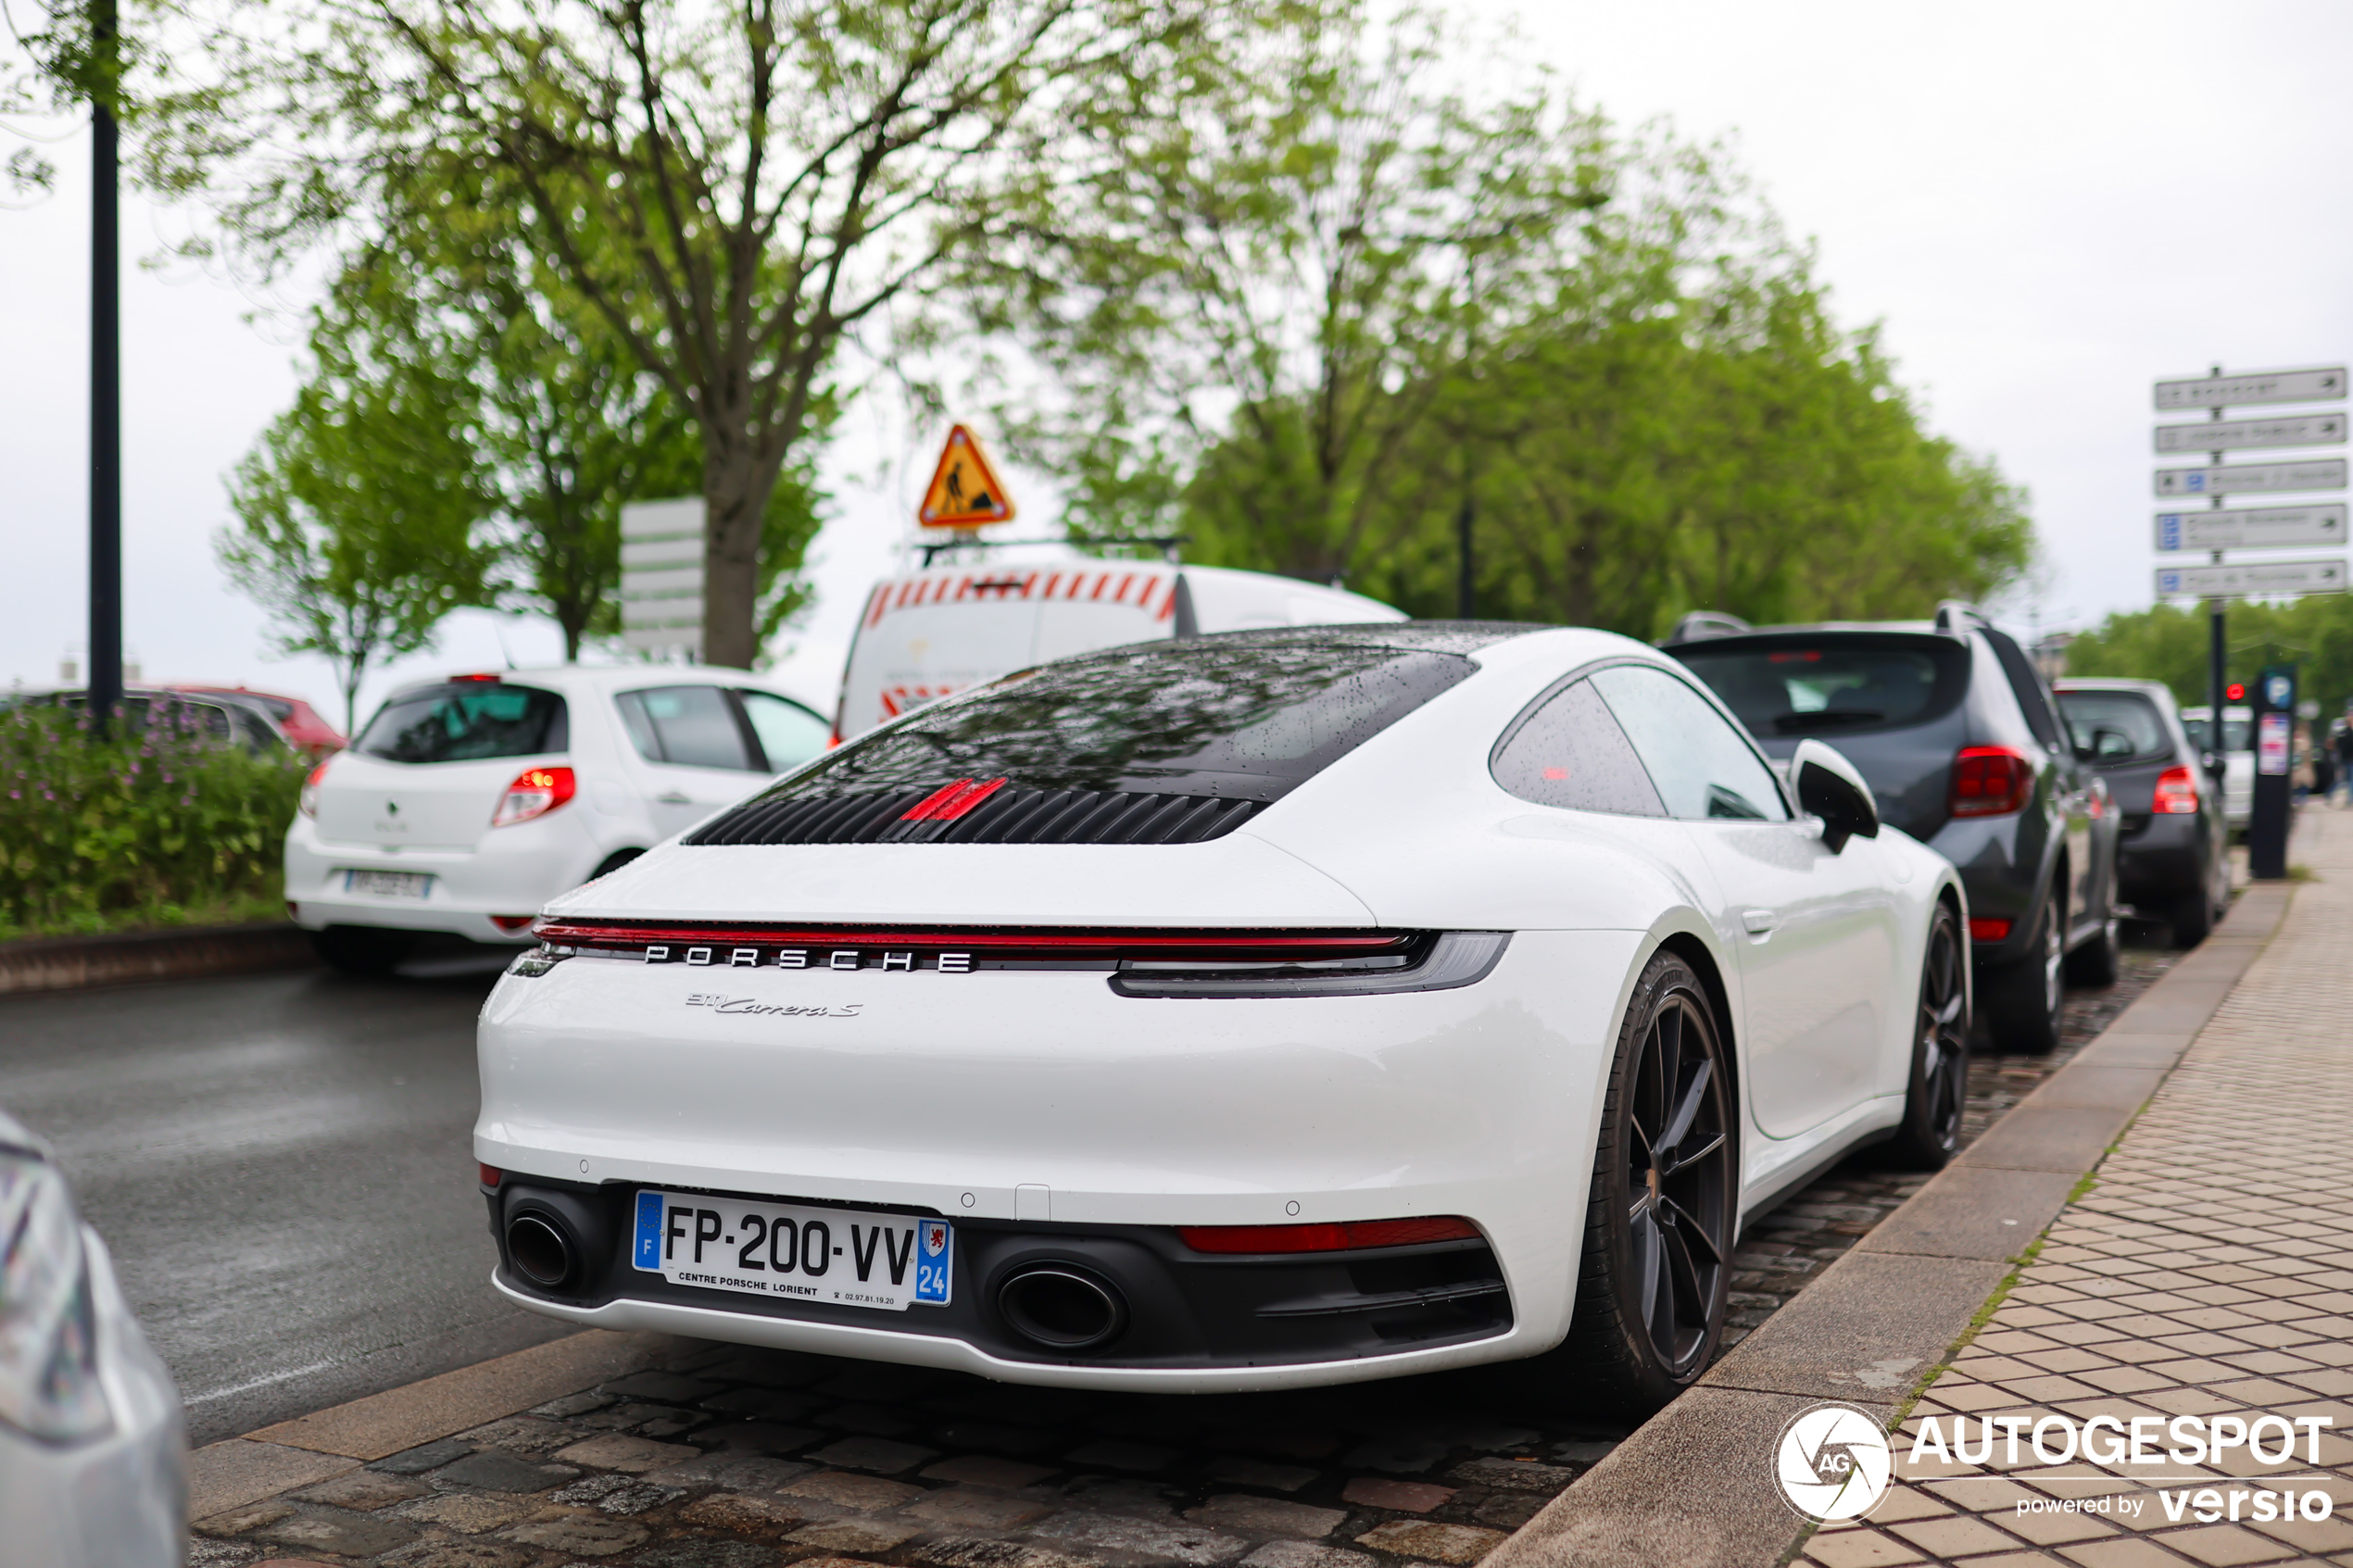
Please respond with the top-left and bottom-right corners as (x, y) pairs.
(2248, 665), (2296, 881)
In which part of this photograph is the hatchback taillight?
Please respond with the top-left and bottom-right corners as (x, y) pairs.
(2154, 764), (2199, 814)
(298, 759), (330, 818)
(1951, 747), (2033, 817)
(492, 766), (576, 828)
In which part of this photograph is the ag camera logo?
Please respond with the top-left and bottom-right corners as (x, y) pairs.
(1775, 1402), (1893, 1522)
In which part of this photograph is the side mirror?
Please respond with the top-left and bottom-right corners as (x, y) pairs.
(2202, 750), (2225, 782)
(1791, 738), (1881, 854)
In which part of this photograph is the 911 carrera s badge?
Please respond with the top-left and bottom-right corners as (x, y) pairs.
(686, 994), (864, 1018)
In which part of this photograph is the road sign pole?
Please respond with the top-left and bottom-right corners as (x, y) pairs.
(2208, 383), (2225, 767)
(88, 0), (122, 740)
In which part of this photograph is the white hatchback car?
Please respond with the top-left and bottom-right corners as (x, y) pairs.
(287, 666), (829, 973)
(475, 625), (1969, 1411)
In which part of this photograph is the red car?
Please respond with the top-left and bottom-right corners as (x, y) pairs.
(170, 684), (346, 758)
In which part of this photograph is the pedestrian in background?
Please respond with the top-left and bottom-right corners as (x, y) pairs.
(2334, 721), (2353, 807)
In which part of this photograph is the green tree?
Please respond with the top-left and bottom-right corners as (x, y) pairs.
(220, 322), (496, 736)
(2067, 597), (2353, 723)
(992, 8), (1614, 582)
(143, 0), (1271, 668)
(344, 173), (832, 662)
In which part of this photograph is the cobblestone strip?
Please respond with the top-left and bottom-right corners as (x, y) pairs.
(1802, 817), (2353, 1568)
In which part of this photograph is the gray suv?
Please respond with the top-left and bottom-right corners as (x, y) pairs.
(1667, 603), (2120, 1052)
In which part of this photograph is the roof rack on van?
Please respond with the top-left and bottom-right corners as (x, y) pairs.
(1660, 611), (1754, 646)
(917, 533), (1191, 567)
(1933, 601), (1992, 635)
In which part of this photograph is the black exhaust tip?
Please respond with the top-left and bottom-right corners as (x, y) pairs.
(997, 1263), (1128, 1350)
(508, 1212), (576, 1289)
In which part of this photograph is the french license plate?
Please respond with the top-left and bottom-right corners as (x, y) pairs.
(345, 869), (433, 898)
(631, 1190), (952, 1311)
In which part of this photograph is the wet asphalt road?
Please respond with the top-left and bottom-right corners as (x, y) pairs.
(0, 947), (574, 1447)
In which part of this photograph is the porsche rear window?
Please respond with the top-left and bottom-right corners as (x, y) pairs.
(356, 684), (569, 763)
(751, 636), (1477, 804)
(1673, 637), (1969, 739)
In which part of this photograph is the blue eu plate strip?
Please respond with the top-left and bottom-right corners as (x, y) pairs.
(914, 1219), (953, 1305)
(633, 1191), (665, 1271)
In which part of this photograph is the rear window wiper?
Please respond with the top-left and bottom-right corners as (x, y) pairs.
(1772, 709), (1886, 733)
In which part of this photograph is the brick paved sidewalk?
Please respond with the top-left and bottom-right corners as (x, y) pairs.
(1802, 809), (2353, 1568)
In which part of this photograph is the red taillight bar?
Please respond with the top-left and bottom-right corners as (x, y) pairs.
(530, 919), (1415, 963)
(1179, 1217), (1482, 1254)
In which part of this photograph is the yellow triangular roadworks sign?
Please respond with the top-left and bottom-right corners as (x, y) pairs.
(918, 424), (1016, 529)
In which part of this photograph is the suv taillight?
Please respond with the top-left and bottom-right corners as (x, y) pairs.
(492, 766), (576, 828)
(298, 759), (330, 818)
(2154, 764), (2199, 814)
(1951, 746), (2033, 817)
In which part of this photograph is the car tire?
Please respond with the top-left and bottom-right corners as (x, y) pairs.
(2170, 887), (2213, 947)
(1545, 949), (1737, 1417)
(2063, 910), (2120, 987)
(1885, 901), (1970, 1169)
(1982, 893), (2064, 1055)
(310, 925), (418, 977)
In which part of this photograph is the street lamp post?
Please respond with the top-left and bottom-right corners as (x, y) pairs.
(88, 0), (123, 737)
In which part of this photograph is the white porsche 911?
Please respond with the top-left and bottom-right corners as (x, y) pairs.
(476, 624), (1969, 1411)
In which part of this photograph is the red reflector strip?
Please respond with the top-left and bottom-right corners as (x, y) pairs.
(1968, 917), (2013, 942)
(1177, 1216), (1481, 1254)
(479, 1163), (503, 1187)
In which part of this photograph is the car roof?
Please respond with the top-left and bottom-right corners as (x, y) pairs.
(2054, 679), (2174, 697)
(1664, 621), (1961, 651)
(385, 666), (814, 698)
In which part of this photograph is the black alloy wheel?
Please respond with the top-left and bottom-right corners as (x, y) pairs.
(1886, 902), (1969, 1168)
(1548, 950), (1737, 1414)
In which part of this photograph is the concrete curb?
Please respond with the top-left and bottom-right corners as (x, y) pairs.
(188, 1327), (691, 1520)
(1483, 884), (2296, 1568)
(0, 920), (316, 996)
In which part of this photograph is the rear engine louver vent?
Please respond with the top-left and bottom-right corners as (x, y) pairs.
(686, 786), (1263, 847)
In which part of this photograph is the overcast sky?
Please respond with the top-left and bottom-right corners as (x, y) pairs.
(4, 0), (2349, 728)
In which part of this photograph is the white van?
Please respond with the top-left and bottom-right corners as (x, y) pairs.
(834, 558), (1405, 739)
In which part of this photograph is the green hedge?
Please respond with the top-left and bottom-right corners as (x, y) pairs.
(0, 703), (307, 940)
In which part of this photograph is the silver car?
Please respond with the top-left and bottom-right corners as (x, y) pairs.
(0, 1111), (185, 1565)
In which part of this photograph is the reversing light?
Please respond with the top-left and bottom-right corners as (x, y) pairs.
(491, 766), (576, 828)
(297, 759), (330, 818)
(1950, 746), (2033, 817)
(2154, 765), (2199, 814)
(1177, 1216), (1481, 1254)
(1969, 917), (2013, 942)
